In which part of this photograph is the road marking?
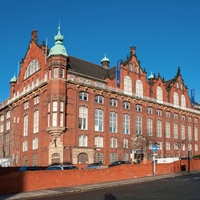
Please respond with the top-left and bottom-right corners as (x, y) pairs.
(193, 177), (200, 180)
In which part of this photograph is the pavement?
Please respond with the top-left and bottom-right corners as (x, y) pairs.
(0, 171), (192, 200)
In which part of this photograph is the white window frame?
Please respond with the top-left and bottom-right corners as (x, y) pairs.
(110, 112), (117, 133)
(79, 106), (88, 130)
(94, 136), (103, 148)
(32, 138), (38, 150)
(124, 75), (132, 95)
(33, 110), (39, 133)
(24, 115), (28, 136)
(95, 109), (103, 132)
(78, 135), (88, 147)
(123, 114), (130, 134)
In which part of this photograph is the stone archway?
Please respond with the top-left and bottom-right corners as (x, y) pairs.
(131, 134), (149, 162)
(77, 153), (88, 164)
(51, 153), (60, 164)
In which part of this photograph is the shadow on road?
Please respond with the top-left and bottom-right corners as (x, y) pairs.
(104, 192), (117, 200)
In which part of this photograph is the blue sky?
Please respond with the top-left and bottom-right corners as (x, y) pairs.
(1, 0), (200, 103)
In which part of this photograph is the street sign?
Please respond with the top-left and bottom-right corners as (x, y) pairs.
(152, 145), (158, 152)
(136, 149), (142, 154)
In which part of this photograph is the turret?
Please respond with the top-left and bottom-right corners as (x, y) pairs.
(101, 54), (110, 69)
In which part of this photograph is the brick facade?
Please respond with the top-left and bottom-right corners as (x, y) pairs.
(0, 27), (200, 167)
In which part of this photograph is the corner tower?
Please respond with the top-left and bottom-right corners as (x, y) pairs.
(46, 24), (68, 165)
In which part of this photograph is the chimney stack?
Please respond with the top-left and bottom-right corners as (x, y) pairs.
(130, 46), (136, 55)
(31, 29), (38, 42)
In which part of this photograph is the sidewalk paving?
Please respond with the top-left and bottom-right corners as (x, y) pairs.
(0, 172), (190, 200)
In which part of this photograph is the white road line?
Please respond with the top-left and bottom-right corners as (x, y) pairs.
(193, 177), (200, 180)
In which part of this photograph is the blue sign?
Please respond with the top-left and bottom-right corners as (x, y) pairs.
(152, 145), (158, 152)
(136, 149), (142, 154)
(116, 60), (121, 86)
(191, 89), (195, 107)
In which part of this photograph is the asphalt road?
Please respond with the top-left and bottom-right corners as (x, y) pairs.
(33, 172), (200, 200)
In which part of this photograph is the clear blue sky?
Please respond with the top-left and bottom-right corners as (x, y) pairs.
(1, 0), (200, 103)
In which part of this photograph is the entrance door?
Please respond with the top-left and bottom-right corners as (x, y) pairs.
(78, 153), (88, 164)
(51, 153), (60, 165)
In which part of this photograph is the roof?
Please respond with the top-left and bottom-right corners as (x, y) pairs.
(10, 75), (17, 83)
(67, 56), (116, 81)
(48, 25), (68, 57)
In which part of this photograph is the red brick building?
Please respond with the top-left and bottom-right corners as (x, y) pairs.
(0, 26), (200, 167)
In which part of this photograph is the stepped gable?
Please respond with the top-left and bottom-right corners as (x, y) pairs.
(165, 67), (187, 91)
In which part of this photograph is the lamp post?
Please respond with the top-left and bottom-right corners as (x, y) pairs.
(188, 147), (190, 174)
(152, 145), (158, 176)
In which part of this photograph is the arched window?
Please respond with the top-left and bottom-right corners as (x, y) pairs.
(94, 136), (103, 147)
(24, 59), (40, 79)
(123, 114), (130, 134)
(33, 110), (39, 133)
(6, 111), (10, 119)
(24, 115), (28, 136)
(166, 142), (170, 150)
(123, 153), (129, 161)
(147, 118), (153, 136)
(23, 156), (28, 166)
(124, 75), (132, 95)
(136, 79), (143, 97)
(32, 138), (38, 150)
(94, 153), (103, 163)
(156, 120), (162, 137)
(110, 137), (118, 148)
(188, 125), (192, 141)
(180, 94), (186, 107)
(123, 101), (130, 109)
(110, 112), (117, 133)
(194, 126), (198, 141)
(52, 153), (60, 165)
(79, 135), (88, 147)
(123, 138), (129, 148)
(32, 155), (38, 166)
(136, 116), (142, 134)
(23, 141), (28, 152)
(78, 153), (88, 164)
(110, 98), (118, 106)
(174, 142), (179, 150)
(165, 121), (170, 138)
(109, 153), (118, 163)
(128, 63), (133, 71)
(95, 95), (104, 104)
(173, 123), (178, 139)
(156, 86), (163, 102)
(79, 106), (88, 130)
(79, 92), (88, 101)
(95, 109), (103, 131)
(195, 144), (198, 152)
(181, 124), (185, 140)
(173, 92), (179, 106)
(149, 141), (153, 150)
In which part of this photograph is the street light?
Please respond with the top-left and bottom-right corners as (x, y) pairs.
(188, 147), (190, 174)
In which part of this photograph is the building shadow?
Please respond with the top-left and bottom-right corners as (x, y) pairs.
(104, 192), (117, 200)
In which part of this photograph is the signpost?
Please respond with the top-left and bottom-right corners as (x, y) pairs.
(152, 145), (158, 176)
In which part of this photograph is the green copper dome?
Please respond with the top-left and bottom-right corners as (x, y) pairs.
(48, 25), (68, 57)
(10, 74), (17, 83)
(101, 54), (110, 63)
(148, 72), (154, 79)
